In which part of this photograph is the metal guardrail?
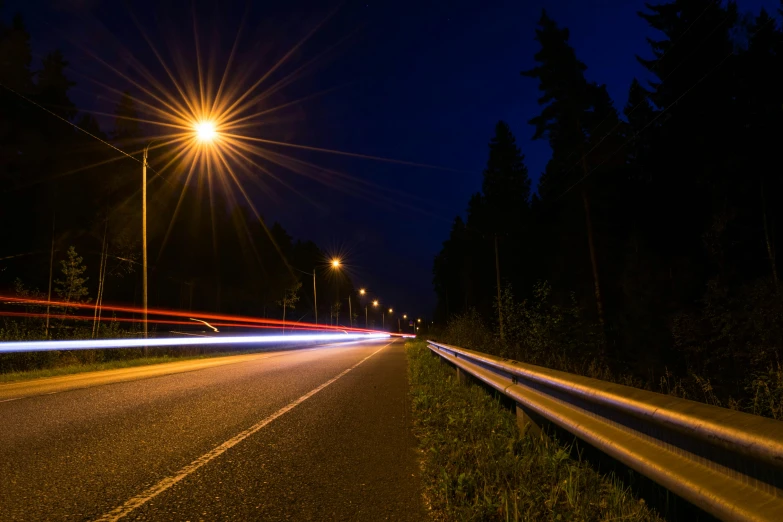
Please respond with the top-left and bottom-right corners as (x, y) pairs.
(427, 340), (783, 522)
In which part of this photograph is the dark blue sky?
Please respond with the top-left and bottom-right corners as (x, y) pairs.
(6, 0), (778, 319)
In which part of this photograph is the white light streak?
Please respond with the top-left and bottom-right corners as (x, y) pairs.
(0, 333), (390, 354)
(189, 318), (219, 332)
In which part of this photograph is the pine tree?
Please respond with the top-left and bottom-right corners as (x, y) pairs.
(278, 280), (301, 326)
(55, 246), (90, 306)
(480, 121), (531, 233)
(0, 13), (33, 93)
(36, 50), (75, 121)
(521, 9), (615, 327)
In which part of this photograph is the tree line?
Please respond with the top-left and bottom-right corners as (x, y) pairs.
(0, 9), (359, 340)
(432, 0), (783, 409)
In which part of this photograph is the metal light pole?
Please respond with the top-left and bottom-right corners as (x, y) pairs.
(348, 295), (352, 328)
(142, 142), (155, 346)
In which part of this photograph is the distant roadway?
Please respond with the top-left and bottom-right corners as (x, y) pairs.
(0, 338), (425, 521)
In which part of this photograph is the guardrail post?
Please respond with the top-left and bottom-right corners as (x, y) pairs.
(456, 366), (468, 385)
(516, 403), (543, 439)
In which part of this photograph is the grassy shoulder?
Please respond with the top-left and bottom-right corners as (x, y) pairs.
(406, 340), (661, 522)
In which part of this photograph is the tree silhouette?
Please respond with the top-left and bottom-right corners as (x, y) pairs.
(55, 246), (90, 307)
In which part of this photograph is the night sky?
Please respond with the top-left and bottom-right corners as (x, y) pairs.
(5, 0), (778, 319)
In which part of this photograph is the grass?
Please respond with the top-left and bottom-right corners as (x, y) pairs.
(0, 348), (277, 384)
(406, 340), (662, 522)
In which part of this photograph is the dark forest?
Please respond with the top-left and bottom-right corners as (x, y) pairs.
(432, 1), (783, 418)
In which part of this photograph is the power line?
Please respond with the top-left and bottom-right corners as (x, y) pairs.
(0, 80), (175, 187)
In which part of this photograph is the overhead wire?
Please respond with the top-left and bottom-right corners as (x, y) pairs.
(0, 80), (178, 189)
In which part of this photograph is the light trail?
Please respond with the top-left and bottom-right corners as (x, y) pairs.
(0, 333), (390, 354)
(189, 318), (218, 332)
(0, 295), (379, 334)
(0, 310), (341, 333)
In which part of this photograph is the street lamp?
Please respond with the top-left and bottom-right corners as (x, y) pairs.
(309, 258), (343, 326)
(196, 121), (217, 142)
(384, 308), (393, 330)
(142, 125), (217, 343)
(376, 299), (383, 324)
(358, 288), (367, 327)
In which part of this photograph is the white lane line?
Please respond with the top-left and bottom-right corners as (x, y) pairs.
(95, 341), (393, 522)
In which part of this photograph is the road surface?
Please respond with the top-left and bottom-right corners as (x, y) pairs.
(0, 338), (425, 521)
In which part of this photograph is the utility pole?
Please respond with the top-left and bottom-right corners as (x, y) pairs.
(92, 214), (108, 338)
(45, 213), (55, 338)
(142, 143), (151, 352)
(348, 295), (352, 328)
(494, 234), (504, 341)
(365, 305), (368, 329)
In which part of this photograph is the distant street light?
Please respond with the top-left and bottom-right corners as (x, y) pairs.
(331, 258), (341, 268)
(359, 288), (366, 295)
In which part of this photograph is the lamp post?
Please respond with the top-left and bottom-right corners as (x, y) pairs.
(312, 269), (317, 324)
(295, 258), (341, 326)
(141, 140), (158, 345)
(142, 123), (216, 345)
(331, 258), (341, 326)
(359, 288), (367, 327)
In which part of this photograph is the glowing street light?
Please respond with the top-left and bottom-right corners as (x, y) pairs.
(373, 300), (379, 307)
(140, 122), (221, 346)
(359, 288), (366, 295)
(331, 258), (341, 268)
(403, 314), (407, 319)
(388, 308), (393, 314)
(195, 121), (217, 142)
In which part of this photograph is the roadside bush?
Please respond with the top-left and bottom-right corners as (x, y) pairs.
(434, 279), (783, 420)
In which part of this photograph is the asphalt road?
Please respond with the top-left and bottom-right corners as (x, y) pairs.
(0, 338), (425, 521)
